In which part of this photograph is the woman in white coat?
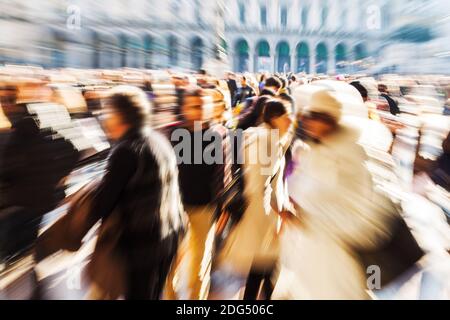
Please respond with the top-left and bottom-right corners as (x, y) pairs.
(215, 99), (294, 300)
(274, 90), (395, 299)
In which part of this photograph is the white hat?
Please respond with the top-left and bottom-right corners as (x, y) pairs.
(304, 90), (342, 122)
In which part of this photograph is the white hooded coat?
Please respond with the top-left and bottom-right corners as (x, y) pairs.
(274, 122), (395, 299)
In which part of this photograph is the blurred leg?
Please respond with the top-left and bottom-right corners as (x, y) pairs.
(243, 269), (265, 300)
(126, 235), (180, 300)
(185, 205), (214, 300)
(262, 267), (276, 300)
(85, 283), (111, 300)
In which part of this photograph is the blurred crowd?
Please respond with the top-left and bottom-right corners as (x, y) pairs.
(0, 64), (449, 300)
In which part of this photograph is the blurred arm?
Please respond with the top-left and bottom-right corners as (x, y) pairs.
(89, 145), (137, 222)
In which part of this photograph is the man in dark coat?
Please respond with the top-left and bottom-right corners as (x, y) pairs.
(415, 131), (450, 192)
(236, 77), (282, 130)
(0, 85), (78, 261)
(79, 85), (187, 299)
(232, 76), (255, 107)
(226, 72), (238, 106)
(430, 132), (450, 191)
(278, 77), (295, 112)
(378, 84), (400, 116)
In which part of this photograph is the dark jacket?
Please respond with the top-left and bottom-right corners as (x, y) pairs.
(88, 127), (187, 299)
(0, 117), (78, 210)
(170, 125), (229, 206)
(429, 132), (450, 191)
(380, 93), (400, 116)
(279, 91), (295, 113)
(0, 116), (78, 259)
(233, 85), (255, 107)
(236, 89), (275, 130)
(227, 79), (238, 104)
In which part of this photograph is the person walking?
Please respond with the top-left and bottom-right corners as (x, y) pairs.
(214, 99), (294, 300)
(64, 85), (187, 300)
(232, 76), (255, 108)
(378, 83), (400, 116)
(236, 77), (282, 130)
(276, 90), (396, 299)
(0, 84), (78, 262)
(170, 88), (232, 299)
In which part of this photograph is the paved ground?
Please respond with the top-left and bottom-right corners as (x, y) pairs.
(1, 159), (449, 300)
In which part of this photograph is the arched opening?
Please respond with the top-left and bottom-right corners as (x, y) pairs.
(222, 39), (228, 54)
(144, 36), (153, 69)
(255, 40), (271, 72)
(316, 42), (328, 74)
(235, 39), (249, 72)
(191, 37), (203, 71)
(119, 35), (127, 67)
(51, 30), (66, 68)
(354, 43), (368, 61)
(296, 42), (310, 73)
(335, 43), (347, 72)
(276, 41), (290, 73)
(168, 36), (178, 67)
(52, 43), (65, 68)
(120, 34), (142, 68)
(93, 31), (119, 69)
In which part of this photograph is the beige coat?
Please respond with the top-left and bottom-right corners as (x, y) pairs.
(217, 124), (291, 276)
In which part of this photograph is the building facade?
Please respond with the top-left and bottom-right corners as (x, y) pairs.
(0, 0), (223, 71)
(224, 0), (390, 74)
(373, 0), (450, 74)
(0, 0), (447, 74)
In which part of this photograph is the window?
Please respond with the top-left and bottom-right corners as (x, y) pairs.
(321, 6), (328, 29)
(169, 36), (178, 66)
(260, 5), (267, 27)
(257, 40), (270, 57)
(239, 3), (245, 24)
(341, 9), (347, 29)
(301, 7), (308, 29)
(281, 6), (288, 28)
(171, 0), (180, 14)
(359, 5), (365, 27)
(194, 0), (202, 23)
(382, 6), (390, 28)
(144, 36), (153, 69)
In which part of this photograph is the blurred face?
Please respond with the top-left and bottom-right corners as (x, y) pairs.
(443, 134), (450, 154)
(182, 78), (190, 87)
(241, 78), (247, 87)
(181, 95), (204, 126)
(173, 77), (188, 87)
(0, 88), (16, 106)
(101, 106), (129, 141)
(266, 86), (280, 95)
(270, 110), (293, 137)
(378, 85), (389, 94)
(0, 88), (25, 124)
(302, 117), (335, 140)
(172, 77), (183, 87)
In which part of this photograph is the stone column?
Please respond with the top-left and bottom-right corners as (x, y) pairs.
(247, 44), (254, 73)
(310, 45), (316, 74)
(328, 42), (336, 75)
